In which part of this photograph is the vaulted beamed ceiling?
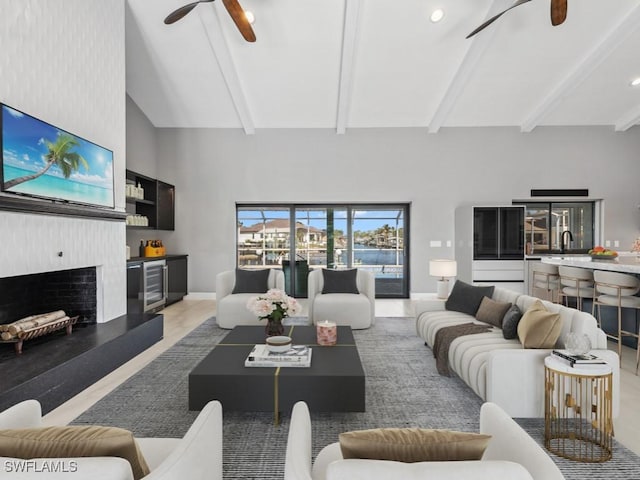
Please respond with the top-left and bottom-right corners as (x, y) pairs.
(126, 0), (640, 134)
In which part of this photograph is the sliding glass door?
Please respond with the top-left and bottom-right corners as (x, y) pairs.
(351, 208), (407, 297)
(237, 207), (291, 267)
(237, 204), (410, 298)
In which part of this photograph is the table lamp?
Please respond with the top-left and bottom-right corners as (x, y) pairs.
(429, 259), (457, 299)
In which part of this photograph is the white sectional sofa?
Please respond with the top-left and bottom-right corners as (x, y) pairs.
(414, 286), (620, 418)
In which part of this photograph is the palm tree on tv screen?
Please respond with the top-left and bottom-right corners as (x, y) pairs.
(4, 133), (89, 190)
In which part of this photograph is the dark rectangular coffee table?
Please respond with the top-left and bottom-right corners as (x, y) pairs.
(188, 325), (365, 420)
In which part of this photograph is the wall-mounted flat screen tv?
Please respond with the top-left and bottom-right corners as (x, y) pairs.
(0, 103), (114, 208)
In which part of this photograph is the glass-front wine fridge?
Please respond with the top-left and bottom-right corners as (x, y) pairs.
(143, 259), (168, 313)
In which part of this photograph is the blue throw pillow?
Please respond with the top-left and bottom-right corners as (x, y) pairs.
(322, 269), (359, 294)
(445, 281), (495, 316)
(232, 268), (270, 294)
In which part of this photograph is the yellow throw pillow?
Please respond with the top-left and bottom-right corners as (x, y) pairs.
(338, 428), (491, 463)
(0, 426), (150, 480)
(517, 300), (562, 349)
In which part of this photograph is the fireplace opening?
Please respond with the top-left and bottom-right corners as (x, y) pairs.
(0, 267), (97, 326)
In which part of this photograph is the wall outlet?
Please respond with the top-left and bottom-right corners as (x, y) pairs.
(614, 240), (620, 248)
(605, 240), (611, 247)
(446, 240), (452, 247)
(430, 240), (442, 248)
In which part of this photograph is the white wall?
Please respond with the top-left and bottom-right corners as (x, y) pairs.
(0, 0), (126, 321)
(145, 126), (640, 294)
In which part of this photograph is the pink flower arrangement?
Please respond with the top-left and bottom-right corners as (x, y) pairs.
(247, 289), (300, 323)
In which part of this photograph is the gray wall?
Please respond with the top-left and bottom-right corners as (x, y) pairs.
(126, 95), (159, 250)
(124, 115), (640, 294)
(126, 95), (157, 178)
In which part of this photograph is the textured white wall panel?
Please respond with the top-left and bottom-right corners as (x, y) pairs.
(0, 0), (126, 321)
(0, 212), (126, 322)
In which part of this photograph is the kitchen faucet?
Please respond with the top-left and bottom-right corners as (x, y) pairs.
(560, 230), (574, 254)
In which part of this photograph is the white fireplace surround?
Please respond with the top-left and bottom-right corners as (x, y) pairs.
(0, 211), (126, 323)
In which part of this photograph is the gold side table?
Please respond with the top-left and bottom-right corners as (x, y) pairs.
(544, 356), (613, 462)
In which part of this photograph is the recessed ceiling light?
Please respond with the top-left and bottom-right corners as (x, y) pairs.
(244, 10), (255, 25)
(631, 77), (640, 87)
(430, 9), (445, 23)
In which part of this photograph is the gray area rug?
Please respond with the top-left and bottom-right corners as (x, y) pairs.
(72, 317), (640, 479)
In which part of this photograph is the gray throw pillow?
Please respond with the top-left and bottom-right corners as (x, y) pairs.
(322, 269), (359, 294)
(475, 296), (512, 328)
(232, 268), (270, 294)
(502, 304), (523, 340)
(445, 281), (495, 316)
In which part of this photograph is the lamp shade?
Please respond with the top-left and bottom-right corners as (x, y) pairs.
(429, 259), (457, 278)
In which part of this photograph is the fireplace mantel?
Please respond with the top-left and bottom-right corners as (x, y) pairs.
(0, 195), (126, 221)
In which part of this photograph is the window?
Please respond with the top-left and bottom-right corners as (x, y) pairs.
(236, 204), (410, 298)
(237, 207), (291, 267)
(516, 201), (595, 254)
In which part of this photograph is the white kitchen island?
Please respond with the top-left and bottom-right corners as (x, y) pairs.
(541, 253), (640, 275)
(541, 253), (640, 352)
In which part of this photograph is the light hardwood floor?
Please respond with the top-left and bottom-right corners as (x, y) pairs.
(43, 298), (640, 457)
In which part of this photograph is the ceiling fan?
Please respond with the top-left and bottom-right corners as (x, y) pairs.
(164, 0), (256, 42)
(466, 0), (567, 39)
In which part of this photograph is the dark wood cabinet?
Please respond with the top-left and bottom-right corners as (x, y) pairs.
(166, 256), (188, 306)
(126, 261), (144, 314)
(126, 170), (175, 231)
(156, 181), (175, 231)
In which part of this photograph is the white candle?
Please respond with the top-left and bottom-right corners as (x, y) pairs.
(317, 320), (337, 346)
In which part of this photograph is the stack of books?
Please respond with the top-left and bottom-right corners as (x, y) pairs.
(551, 349), (608, 368)
(245, 344), (312, 368)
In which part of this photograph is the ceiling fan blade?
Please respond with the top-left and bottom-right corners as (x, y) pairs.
(222, 0), (256, 42)
(164, 0), (214, 25)
(466, 0), (532, 39)
(550, 0), (568, 26)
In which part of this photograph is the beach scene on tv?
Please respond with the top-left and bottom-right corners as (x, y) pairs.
(1, 104), (114, 208)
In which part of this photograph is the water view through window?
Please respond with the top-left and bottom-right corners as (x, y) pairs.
(237, 204), (410, 298)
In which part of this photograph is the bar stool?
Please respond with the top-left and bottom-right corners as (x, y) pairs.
(592, 270), (640, 373)
(531, 263), (559, 303)
(558, 265), (594, 311)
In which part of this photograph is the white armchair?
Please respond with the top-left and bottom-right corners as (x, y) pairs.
(0, 400), (223, 480)
(284, 401), (564, 480)
(308, 269), (375, 329)
(216, 268), (285, 329)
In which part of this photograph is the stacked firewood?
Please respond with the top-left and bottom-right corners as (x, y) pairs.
(0, 310), (69, 340)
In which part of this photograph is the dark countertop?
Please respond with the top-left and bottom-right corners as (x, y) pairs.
(127, 254), (188, 263)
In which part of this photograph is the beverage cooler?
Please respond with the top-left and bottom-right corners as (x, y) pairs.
(455, 206), (525, 293)
(127, 259), (168, 314)
(143, 259), (168, 312)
